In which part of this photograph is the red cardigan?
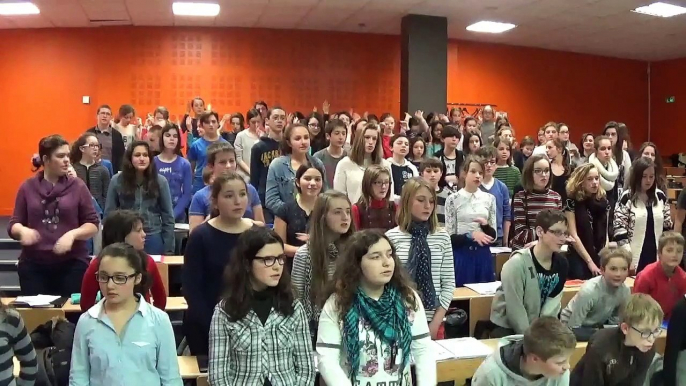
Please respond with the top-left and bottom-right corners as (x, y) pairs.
(80, 255), (168, 311)
(633, 261), (686, 320)
(352, 199), (397, 230)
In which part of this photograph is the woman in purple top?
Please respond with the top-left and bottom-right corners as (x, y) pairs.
(9, 135), (99, 296)
(154, 124), (192, 222)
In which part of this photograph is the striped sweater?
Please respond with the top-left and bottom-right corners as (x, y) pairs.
(385, 227), (455, 322)
(0, 309), (37, 386)
(493, 165), (521, 198)
(73, 162), (111, 210)
(511, 189), (562, 249)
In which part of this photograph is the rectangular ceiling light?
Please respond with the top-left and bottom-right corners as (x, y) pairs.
(172, 2), (220, 17)
(0, 2), (40, 15)
(633, 2), (686, 17)
(466, 21), (516, 33)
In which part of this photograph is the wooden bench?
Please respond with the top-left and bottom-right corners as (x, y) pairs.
(3, 296), (188, 316)
(665, 167), (686, 177)
(454, 278), (635, 336)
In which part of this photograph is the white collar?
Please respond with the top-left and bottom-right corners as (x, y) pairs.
(87, 294), (149, 319)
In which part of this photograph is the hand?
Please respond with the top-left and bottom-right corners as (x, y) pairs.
(608, 241), (618, 248)
(137, 117), (143, 127)
(363, 111), (369, 119)
(19, 228), (40, 246)
(296, 233), (309, 242)
(287, 113), (294, 124)
(222, 114), (231, 122)
(66, 166), (76, 179)
(404, 112), (412, 122)
(474, 217), (488, 226)
(352, 112), (361, 122)
(399, 121), (408, 133)
(414, 110), (424, 120)
(472, 231), (494, 246)
(587, 261), (602, 276)
(53, 232), (75, 255)
(438, 113), (449, 123)
(185, 115), (192, 129)
(428, 317), (442, 340)
(379, 122), (387, 132)
(322, 100), (330, 115)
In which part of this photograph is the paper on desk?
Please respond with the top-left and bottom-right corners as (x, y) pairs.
(15, 295), (60, 307)
(437, 337), (493, 359)
(430, 340), (456, 361)
(489, 247), (512, 254)
(150, 255), (162, 262)
(175, 223), (190, 231)
(464, 281), (501, 295)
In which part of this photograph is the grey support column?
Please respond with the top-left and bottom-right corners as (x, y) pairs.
(400, 14), (448, 116)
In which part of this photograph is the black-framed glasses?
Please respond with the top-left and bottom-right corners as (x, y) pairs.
(631, 326), (661, 339)
(254, 255), (286, 267)
(547, 229), (570, 238)
(95, 272), (137, 285)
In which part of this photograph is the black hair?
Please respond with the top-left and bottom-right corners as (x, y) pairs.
(462, 130), (482, 155)
(441, 125), (460, 140)
(267, 106), (286, 120)
(102, 210), (144, 248)
(254, 100), (269, 110)
(390, 133), (408, 148)
(118, 104), (135, 119)
(246, 108), (262, 123)
(366, 113), (379, 123)
(324, 118), (347, 136)
(159, 124), (183, 156)
(120, 140), (160, 198)
(199, 111), (220, 125)
(70, 132), (98, 164)
(33, 135), (69, 171)
(220, 227), (294, 321)
(294, 163), (324, 194)
(97, 242), (150, 296)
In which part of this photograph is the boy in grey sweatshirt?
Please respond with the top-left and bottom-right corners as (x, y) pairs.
(490, 209), (570, 335)
(473, 316), (577, 386)
(561, 247), (632, 329)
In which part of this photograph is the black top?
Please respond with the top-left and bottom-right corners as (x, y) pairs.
(277, 200), (309, 247)
(664, 297), (686, 386)
(551, 170), (569, 203)
(249, 137), (281, 204)
(530, 247), (568, 308)
(433, 148), (464, 190)
(564, 197), (609, 279)
(637, 205), (657, 275)
(571, 327), (655, 386)
(251, 288), (275, 326)
(390, 162), (416, 196)
(86, 126), (125, 173)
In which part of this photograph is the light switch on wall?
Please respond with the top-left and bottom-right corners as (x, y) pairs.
(82, 96), (90, 104)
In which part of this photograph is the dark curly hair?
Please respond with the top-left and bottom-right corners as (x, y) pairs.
(220, 227), (295, 321)
(119, 140), (160, 198)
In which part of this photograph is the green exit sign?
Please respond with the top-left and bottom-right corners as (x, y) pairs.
(667, 96), (676, 103)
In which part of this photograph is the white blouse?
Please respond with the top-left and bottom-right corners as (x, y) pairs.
(444, 189), (498, 238)
(333, 157), (394, 204)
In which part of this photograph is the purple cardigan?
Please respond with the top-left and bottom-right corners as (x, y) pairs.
(8, 172), (99, 264)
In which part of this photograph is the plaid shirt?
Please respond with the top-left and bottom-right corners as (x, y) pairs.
(208, 301), (316, 386)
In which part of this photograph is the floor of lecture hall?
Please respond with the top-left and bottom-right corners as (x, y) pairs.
(0, 216), (21, 289)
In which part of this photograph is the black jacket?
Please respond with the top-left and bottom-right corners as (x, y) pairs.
(87, 126), (125, 173)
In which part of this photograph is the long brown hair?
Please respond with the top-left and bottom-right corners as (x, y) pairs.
(627, 157), (658, 206)
(328, 230), (418, 318)
(358, 165), (391, 206)
(349, 124), (383, 166)
(521, 155), (552, 192)
(119, 141), (160, 198)
(639, 141), (666, 191)
(308, 190), (355, 308)
(220, 227), (295, 321)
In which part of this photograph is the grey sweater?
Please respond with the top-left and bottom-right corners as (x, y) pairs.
(560, 276), (630, 328)
(490, 249), (566, 334)
(73, 161), (110, 210)
(0, 309), (37, 386)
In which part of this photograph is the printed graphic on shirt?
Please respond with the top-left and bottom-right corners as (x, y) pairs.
(444, 158), (456, 176)
(537, 271), (560, 308)
(260, 150), (280, 167)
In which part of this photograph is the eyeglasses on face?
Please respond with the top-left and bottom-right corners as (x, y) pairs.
(373, 180), (391, 187)
(533, 168), (551, 175)
(546, 229), (570, 238)
(630, 326), (661, 339)
(254, 255), (287, 267)
(95, 272), (137, 285)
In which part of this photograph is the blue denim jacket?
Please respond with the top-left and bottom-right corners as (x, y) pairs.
(265, 155), (328, 218)
(104, 173), (175, 253)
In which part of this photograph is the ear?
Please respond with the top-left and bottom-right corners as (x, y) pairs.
(620, 322), (629, 335)
(134, 273), (142, 286)
(534, 226), (543, 238)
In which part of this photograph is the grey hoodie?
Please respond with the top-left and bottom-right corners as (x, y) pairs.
(472, 336), (570, 386)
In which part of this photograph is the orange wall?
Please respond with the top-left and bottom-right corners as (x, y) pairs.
(0, 27), (649, 215)
(650, 58), (686, 156)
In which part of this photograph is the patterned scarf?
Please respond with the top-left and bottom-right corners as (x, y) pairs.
(303, 243), (339, 322)
(343, 285), (412, 383)
(406, 221), (437, 310)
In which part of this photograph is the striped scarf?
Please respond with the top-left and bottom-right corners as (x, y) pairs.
(407, 221), (437, 310)
(343, 285), (411, 383)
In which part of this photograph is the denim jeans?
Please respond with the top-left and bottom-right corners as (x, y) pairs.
(144, 233), (165, 255)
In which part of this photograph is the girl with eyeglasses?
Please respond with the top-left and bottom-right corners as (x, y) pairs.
(351, 165), (397, 232)
(104, 140), (174, 255)
(183, 171), (259, 356)
(80, 210), (167, 311)
(70, 243), (182, 385)
(386, 178), (454, 339)
(208, 227), (315, 385)
(510, 155), (563, 249)
(317, 230), (436, 385)
(307, 112), (327, 154)
(70, 132), (111, 210)
(9, 135), (99, 296)
(292, 190), (355, 345)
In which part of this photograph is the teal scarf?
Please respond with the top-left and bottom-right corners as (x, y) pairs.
(342, 285), (412, 382)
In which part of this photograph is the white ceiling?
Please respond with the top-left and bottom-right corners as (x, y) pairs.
(2, 0), (686, 61)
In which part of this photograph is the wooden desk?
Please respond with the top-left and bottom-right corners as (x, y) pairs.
(455, 278), (635, 336)
(1, 298), (66, 332)
(163, 255), (184, 265)
(61, 297), (188, 313)
(157, 262), (169, 296)
(665, 167), (686, 177)
(668, 188), (681, 201)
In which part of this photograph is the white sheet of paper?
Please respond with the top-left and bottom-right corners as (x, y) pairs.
(430, 340), (457, 361)
(150, 255), (162, 262)
(175, 223), (190, 231)
(14, 295), (60, 307)
(437, 337), (493, 359)
(464, 281), (502, 295)
(489, 247), (512, 254)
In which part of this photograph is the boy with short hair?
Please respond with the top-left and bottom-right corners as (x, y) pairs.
(634, 231), (686, 320)
(514, 136), (535, 171)
(472, 316), (577, 386)
(313, 118), (348, 188)
(420, 157), (451, 227)
(432, 125), (463, 192)
(188, 142), (262, 231)
(477, 146), (511, 246)
(491, 209), (570, 336)
(561, 247), (632, 330)
(387, 134), (418, 196)
(187, 111), (227, 193)
(250, 106), (285, 222)
(570, 293), (663, 385)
